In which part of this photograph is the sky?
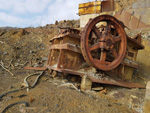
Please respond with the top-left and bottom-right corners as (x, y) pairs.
(0, 0), (93, 28)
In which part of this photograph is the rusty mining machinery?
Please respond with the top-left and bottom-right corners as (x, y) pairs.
(24, 14), (145, 90)
(23, 1), (146, 91)
(39, 14), (144, 90)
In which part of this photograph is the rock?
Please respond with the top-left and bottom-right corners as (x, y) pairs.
(113, 92), (125, 98)
(14, 63), (19, 67)
(3, 52), (8, 55)
(6, 96), (13, 100)
(92, 87), (104, 91)
(9, 85), (14, 89)
(33, 63), (39, 67)
(36, 44), (45, 50)
(55, 21), (58, 25)
(56, 104), (59, 107)
(42, 57), (48, 61)
(30, 50), (37, 54)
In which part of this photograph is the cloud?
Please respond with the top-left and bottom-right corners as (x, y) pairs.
(0, 12), (26, 25)
(0, 0), (89, 27)
(0, 0), (51, 14)
(47, 0), (88, 22)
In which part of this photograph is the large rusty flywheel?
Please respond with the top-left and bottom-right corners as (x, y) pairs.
(81, 15), (127, 71)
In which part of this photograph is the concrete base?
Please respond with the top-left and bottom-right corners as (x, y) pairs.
(80, 14), (100, 28)
(80, 12), (115, 28)
(81, 76), (92, 91)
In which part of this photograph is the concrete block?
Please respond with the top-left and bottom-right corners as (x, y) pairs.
(81, 76), (92, 91)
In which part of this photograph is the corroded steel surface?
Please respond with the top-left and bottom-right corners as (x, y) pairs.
(127, 36), (144, 50)
(89, 76), (145, 88)
(101, 0), (115, 12)
(81, 15), (127, 71)
(24, 66), (47, 71)
(49, 43), (81, 53)
(78, 1), (101, 15)
(44, 19), (145, 88)
(24, 25), (145, 88)
(47, 28), (86, 72)
(58, 27), (80, 35)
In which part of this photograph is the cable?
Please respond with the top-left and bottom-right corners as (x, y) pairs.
(1, 101), (29, 113)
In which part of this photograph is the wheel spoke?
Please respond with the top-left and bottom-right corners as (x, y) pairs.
(100, 50), (106, 61)
(94, 59), (105, 65)
(93, 50), (107, 65)
(90, 42), (99, 51)
(111, 49), (118, 58)
(105, 61), (111, 65)
(88, 32), (95, 43)
(92, 26), (102, 39)
(105, 21), (111, 35)
(113, 35), (121, 43)
(94, 59), (111, 65)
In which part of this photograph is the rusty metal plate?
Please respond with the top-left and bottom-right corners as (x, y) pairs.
(49, 43), (81, 53)
(89, 76), (145, 88)
(24, 66), (47, 71)
(127, 36), (144, 50)
(101, 0), (115, 12)
(78, 1), (101, 15)
(47, 28), (86, 72)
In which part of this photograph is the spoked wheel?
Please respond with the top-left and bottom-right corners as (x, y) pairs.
(81, 15), (127, 71)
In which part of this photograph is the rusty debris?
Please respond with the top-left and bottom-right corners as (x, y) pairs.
(24, 66), (47, 71)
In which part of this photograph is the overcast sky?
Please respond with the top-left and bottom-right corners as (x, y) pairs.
(0, 0), (93, 28)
